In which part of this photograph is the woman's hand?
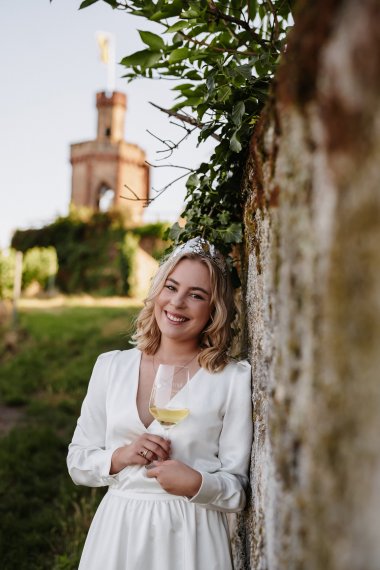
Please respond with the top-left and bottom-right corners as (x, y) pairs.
(110, 435), (171, 474)
(145, 459), (202, 497)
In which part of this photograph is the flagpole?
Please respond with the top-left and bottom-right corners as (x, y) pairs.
(96, 31), (116, 95)
(107, 33), (115, 95)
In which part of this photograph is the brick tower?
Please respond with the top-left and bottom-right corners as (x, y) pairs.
(70, 91), (149, 225)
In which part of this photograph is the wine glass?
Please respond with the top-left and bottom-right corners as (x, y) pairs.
(149, 364), (190, 433)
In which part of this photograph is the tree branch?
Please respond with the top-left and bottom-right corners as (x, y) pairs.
(207, 2), (270, 47)
(120, 184), (150, 206)
(149, 102), (221, 141)
(178, 32), (259, 57)
(120, 169), (194, 207)
(145, 161), (194, 171)
(151, 171), (194, 196)
(266, 0), (280, 43)
(146, 125), (196, 160)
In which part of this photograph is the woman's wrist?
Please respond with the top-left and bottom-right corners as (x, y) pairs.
(187, 470), (202, 498)
(110, 446), (129, 474)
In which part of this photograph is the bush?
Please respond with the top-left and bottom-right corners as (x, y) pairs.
(0, 247), (58, 300)
(23, 247), (58, 290)
(11, 211), (169, 296)
(120, 233), (139, 297)
(131, 222), (169, 239)
(0, 249), (16, 300)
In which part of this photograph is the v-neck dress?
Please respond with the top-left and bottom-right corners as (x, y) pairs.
(67, 348), (252, 570)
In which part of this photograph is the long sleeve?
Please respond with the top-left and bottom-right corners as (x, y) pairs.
(67, 351), (120, 487)
(189, 361), (253, 512)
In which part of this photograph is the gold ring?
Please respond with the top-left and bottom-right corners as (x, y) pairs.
(140, 449), (149, 458)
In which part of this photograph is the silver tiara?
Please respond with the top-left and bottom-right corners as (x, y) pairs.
(167, 237), (227, 276)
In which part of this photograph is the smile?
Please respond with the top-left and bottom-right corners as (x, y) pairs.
(165, 311), (189, 323)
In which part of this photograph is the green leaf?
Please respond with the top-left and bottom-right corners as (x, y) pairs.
(230, 130), (242, 153)
(181, 7), (200, 19)
(138, 30), (165, 50)
(186, 173), (200, 190)
(199, 123), (219, 141)
(169, 222), (184, 241)
(173, 83), (194, 91)
(149, 10), (166, 22)
(168, 47), (191, 64)
(160, 0), (183, 18)
(173, 96), (203, 110)
(223, 223), (243, 244)
(234, 64), (253, 79)
(166, 21), (188, 33)
(79, 0), (99, 8)
(120, 50), (161, 68)
(206, 74), (215, 92)
(217, 86), (232, 103)
(248, 0), (257, 19)
(232, 101), (245, 127)
(200, 215), (213, 227)
(218, 211), (230, 225)
(197, 103), (209, 121)
(185, 71), (202, 80)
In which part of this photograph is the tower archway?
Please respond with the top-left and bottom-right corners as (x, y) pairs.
(97, 184), (115, 212)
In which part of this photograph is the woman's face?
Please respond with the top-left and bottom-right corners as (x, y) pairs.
(154, 258), (212, 345)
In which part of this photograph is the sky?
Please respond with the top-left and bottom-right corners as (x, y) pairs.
(0, 0), (215, 248)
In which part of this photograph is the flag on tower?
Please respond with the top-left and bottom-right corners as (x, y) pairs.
(96, 33), (109, 64)
(95, 31), (116, 93)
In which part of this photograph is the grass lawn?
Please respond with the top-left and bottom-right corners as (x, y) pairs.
(0, 297), (141, 570)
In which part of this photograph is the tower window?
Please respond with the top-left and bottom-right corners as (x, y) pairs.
(105, 127), (111, 137)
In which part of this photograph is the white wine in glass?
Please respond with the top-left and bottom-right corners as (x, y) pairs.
(149, 365), (190, 431)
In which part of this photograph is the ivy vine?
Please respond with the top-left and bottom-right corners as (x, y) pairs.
(78, 0), (294, 259)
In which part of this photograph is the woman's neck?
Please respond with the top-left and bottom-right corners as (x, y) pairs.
(154, 339), (200, 365)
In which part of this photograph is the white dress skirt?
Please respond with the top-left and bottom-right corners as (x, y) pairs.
(67, 349), (252, 570)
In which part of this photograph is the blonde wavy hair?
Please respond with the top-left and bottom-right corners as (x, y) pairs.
(132, 251), (237, 372)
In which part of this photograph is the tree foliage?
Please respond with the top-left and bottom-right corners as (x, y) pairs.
(78, 0), (294, 259)
(11, 211), (134, 296)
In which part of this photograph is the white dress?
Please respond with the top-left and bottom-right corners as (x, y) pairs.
(67, 348), (252, 570)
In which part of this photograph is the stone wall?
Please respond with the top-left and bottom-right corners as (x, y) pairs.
(235, 1), (380, 568)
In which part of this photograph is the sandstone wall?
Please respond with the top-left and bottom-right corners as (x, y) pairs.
(235, 1), (380, 568)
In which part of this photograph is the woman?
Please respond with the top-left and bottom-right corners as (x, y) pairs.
(67, 237), (253, 570)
